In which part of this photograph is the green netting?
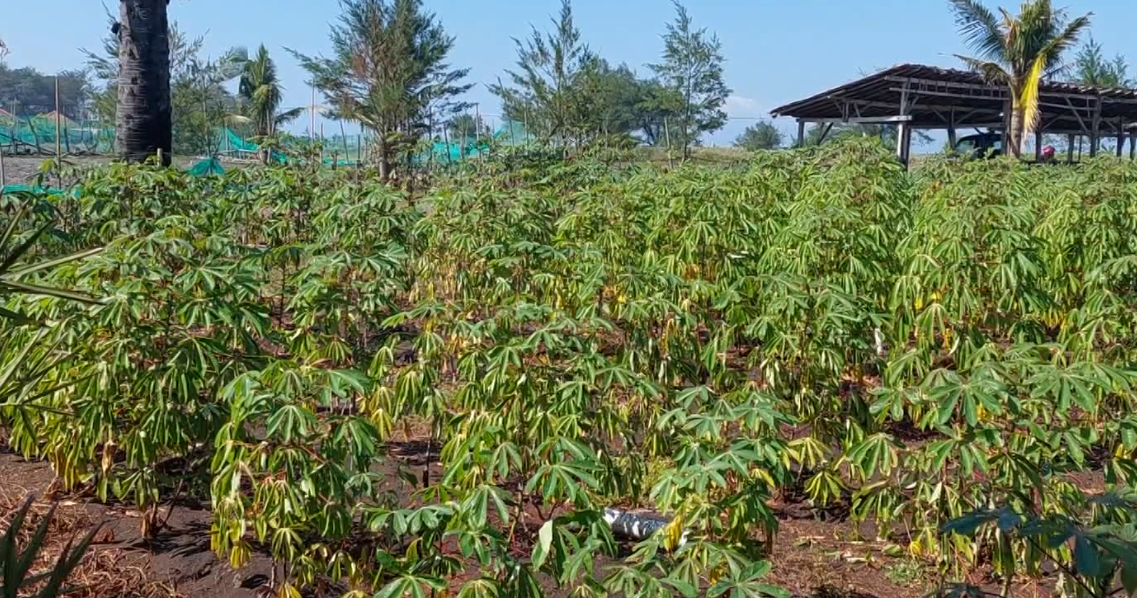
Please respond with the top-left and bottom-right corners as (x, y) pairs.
(221, 127), (259, 153)
(0, 184), (73, 196)
(494, 120), (533, 146)
(415, 140), (479, 165)
(0, 120), (532, 168)
(187, 157), (225, 176)
(409, 121), (532, 165)
(0, 115), (114, 154)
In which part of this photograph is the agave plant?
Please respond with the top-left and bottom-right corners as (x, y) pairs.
(0, 205), (103, 323)
(0, 495), (100, 598)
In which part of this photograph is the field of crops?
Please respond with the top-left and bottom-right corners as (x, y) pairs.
(3, 140), (1137, 597)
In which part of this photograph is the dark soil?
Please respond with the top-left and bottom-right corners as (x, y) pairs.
(2, 442), (1091, 598)
(0, 447), (275, 598)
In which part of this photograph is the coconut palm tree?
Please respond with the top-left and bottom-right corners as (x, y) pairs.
(949, 0), (1091, 157)
(235, 45), (301, 163)
(237, 46), (302, 139)
(114, 0), (172, 165)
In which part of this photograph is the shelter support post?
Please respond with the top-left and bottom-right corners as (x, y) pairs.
(796, 120), (805, 148)
(816, 123), (834, 145)
(895, 123), (913, 166)
(1090, 99), (1102, 157)
(947, 108), (957, 151)
(1067, 134), (1075, 163)
(1131, 130), (1137, 160)
(895, 83), (911, 165)
(1117, 119), (1125, 158)
(895, 123), (905, 161)
(1035, 129), (1043, 161)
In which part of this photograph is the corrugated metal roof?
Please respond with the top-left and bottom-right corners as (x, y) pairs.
(771, 64), (1137, 132)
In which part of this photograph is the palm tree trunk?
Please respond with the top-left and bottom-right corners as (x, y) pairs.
(115, 0), (172, 165)
(1008, 105), (1027, 158)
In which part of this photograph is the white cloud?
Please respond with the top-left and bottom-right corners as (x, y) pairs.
(724, 94), (762, 118)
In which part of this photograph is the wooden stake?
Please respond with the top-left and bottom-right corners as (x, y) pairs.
(427, 109), (435, 175)
(475, 104), (482, 145)
(1090, 99), (1102, 157)
(55, 77), (62, 158)
(665, 117), (674, 168)
(459, 119), (467, 162)
(339, 119), (349, 164)
(26, 115), (42, 156)
(55, 77), (62, 187)
(442, 118), (453, 168)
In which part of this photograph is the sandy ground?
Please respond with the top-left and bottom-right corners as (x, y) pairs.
(1, 155), (204, 188)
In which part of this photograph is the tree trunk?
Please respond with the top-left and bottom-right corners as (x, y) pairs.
(115, 0), (172, 165)
(377, 133), (391, 182)
(1008, 105), (1026, 158)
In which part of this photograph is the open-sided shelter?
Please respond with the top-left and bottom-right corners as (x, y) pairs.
(771, 64), (1137, 164)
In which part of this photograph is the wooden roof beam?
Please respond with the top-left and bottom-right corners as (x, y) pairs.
(797, 115), (914, 125)
(833, 96), (1001, 117)
(887, 75), (1137, 104)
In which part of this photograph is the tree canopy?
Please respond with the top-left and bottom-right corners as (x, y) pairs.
(650, 2), (730, 158)
(0, 64), (89, 119)
(237, 45), (303, 140)
(292, 0), (471, 180)
(1071, 37), (1133, 88)
(734, 121), (783, 151)
(490, 0), (594, 144)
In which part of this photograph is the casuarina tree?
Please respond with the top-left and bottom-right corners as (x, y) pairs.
(1071, 37), (1132, 88)
(490, 0), (594, 146)
(650, 2), (730, 159)
(292, 0), (471, 182)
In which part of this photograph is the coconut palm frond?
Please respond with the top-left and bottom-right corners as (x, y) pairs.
(275, 107), (306, 128)
(954, 55), (1011, 84)
(950, 0), (1007, 61)
(1019, 55), (1047, 137)
(1038, 14), (1093, 72)
(225, 114), (253, 127)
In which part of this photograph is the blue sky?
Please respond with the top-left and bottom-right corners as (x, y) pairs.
(2, 0), (1132, 144)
